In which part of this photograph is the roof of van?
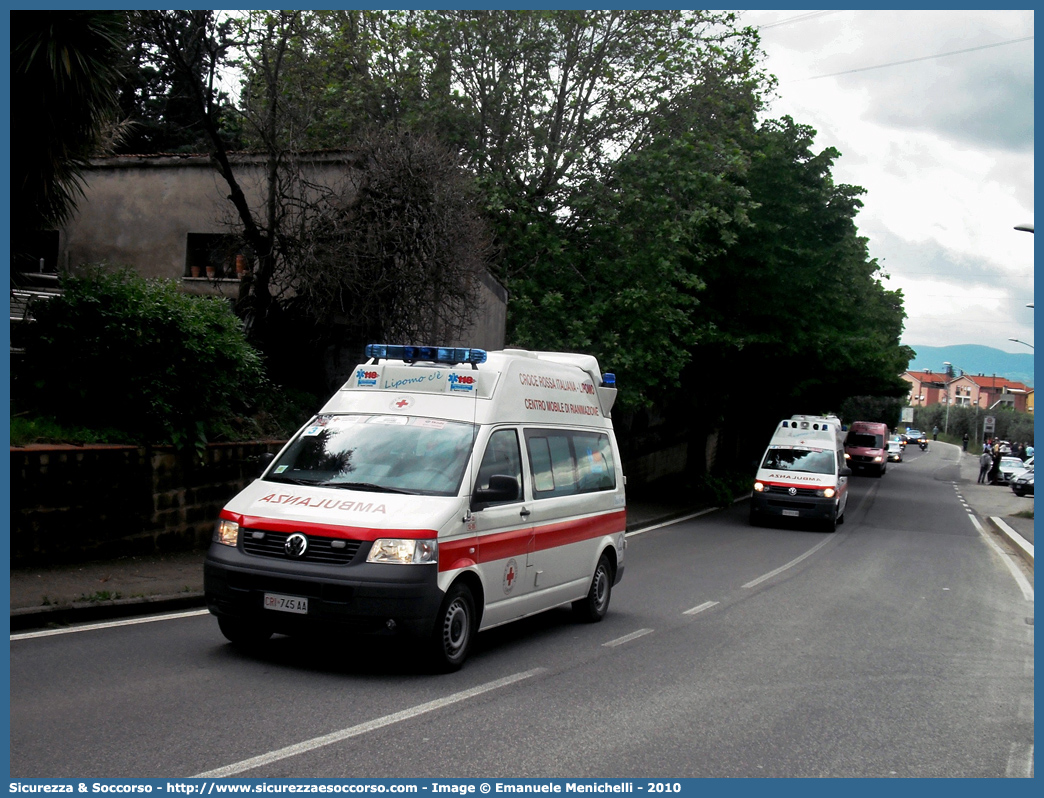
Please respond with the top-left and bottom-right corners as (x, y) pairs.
(318, 347), (619, 427)
(769, 416), (844, 448)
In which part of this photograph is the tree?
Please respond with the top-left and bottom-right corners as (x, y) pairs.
(293, 11), (770, 410)
(137, 10), (303, 343)
(284, 129), (488, 346)
(11, 11), (128, 258)
(688, 117), (913, 424)
(133, 11), (489, 390)
(112, 12), (242, 154)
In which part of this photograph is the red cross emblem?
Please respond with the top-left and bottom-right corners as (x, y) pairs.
(503, 558), (518, 593)
(396, 399), (409, 408)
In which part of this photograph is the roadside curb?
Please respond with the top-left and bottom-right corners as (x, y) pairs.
(9, 592), (206, 633)
(989, 516), (1035, 565)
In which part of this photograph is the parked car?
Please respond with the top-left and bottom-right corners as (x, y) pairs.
(886, 439), (903, 462)
(1005, 456), (1033, 483)
(997, 456), (1028, 485)
(1011, 467), (1034, 497)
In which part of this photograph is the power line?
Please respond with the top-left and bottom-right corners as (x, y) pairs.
(794, 35), (1034, 82)
(755, 11), (840, 30)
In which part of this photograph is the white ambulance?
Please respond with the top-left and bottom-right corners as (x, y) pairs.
(749, 415), (851, 532)
(204, 344), (626, 671)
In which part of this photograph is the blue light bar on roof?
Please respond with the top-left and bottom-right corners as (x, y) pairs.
(601, 373), (616, 387)
(365, 344), (487, 366)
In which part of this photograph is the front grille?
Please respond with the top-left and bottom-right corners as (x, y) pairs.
(763, 484), (821, 498)
(224, 571), (354, 603)
(767, 499), (816, 510)
(241, 529), (363, 565)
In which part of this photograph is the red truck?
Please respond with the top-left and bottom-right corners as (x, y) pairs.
(844, 420), (890, 477)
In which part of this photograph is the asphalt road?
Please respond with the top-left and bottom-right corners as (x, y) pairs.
(9, 446), (1034, 778)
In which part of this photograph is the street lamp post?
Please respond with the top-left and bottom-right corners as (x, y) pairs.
(1008, 337), (1034, 350)
(942, 362), (952, 434)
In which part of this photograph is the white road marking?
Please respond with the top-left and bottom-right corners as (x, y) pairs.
(968, 515), (1034, 602)
(603, 628), (653, 647)
(742, 537), (834, 589)
(683, 600), (719, 616)
(193, 668), (546, 778)
(10, 608), (211, 641)
(626, 508), (716, 537)
(1005, 742), (1034, 778)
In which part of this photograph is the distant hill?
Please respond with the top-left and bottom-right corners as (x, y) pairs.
(906, 345), (1034, 388)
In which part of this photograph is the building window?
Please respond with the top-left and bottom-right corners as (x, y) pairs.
(186, 233), (247, 279)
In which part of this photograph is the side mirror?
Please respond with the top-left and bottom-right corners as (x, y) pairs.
(257, 452), (275, 477)
(840, 466), (853, 477)
(472, 475), (520, 509)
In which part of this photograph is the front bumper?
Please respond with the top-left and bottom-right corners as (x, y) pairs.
(204, 542), (444, 638)
(750, 489), (837, 521)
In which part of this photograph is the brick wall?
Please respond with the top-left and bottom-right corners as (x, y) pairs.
(10, 441), (285, 567)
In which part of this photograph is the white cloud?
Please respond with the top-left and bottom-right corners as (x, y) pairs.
(742, 9), (1034, 356)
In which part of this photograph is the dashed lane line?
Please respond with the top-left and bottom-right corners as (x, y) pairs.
(683, 600), (719, 616)
(193, 668), (546, 778)
(603, 628), (654, 648)
(741, 536), (834, 590)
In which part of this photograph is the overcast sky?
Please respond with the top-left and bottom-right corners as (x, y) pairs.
(739, 9), (1035, 359)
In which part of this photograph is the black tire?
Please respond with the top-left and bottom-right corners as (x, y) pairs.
(573, 554), (613, 623)
(1013, 487), (1025, 497)
(428, 582), (476, 672)
(824, 507), (838, 533)
(217, 616), (272, 647)
(749, 506), (761, 527)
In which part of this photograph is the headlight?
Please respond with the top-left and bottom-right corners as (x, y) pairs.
(753, 482), (765, 492)
(367, 539), (438, 565)
(214, 519), (239, 547)
(819, 487), (836, 498)
(873, 456), (883, 463)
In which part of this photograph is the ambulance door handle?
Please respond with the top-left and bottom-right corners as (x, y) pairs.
(519, 506), (531, 519)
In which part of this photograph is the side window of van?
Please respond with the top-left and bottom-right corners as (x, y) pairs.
(574, 433), (616, 492)
(475, 429), (523, 503)
(525, 429), (616, 498)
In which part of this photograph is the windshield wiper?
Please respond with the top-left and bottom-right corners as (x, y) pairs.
(319, 481), (413, 494)
(265, 475), (321, 486)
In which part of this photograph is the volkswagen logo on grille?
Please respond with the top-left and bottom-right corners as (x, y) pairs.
(285, 532), (308, 558)
(788, 487), (798, 496)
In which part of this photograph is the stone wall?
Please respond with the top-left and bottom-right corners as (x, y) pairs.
(10, 441), (285, 567)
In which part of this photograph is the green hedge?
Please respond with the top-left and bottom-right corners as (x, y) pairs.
(18, 266), (267, 451)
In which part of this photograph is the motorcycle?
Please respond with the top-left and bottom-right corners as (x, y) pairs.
(919, 440), (928, 451)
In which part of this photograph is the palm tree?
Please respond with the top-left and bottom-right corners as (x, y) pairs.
(11, 11), (127, 253)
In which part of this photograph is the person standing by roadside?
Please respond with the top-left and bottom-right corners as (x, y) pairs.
(933, 425), (939, 441)
(962, 432), (969, 451)
(988, 440), (1003, 484)
(978, 448), (992, 483)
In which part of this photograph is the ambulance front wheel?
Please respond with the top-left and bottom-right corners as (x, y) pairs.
(573, 554), (612, 623)
(217, 616), (273, 647)
(428, 582), (476, 672)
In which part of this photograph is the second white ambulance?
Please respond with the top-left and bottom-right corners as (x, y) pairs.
(204, 344), (626, 671)
(749, 415), (851, 531)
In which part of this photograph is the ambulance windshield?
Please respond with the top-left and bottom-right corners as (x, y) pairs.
(761, 447), (835, 475)
(266, 415), (476, 496)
